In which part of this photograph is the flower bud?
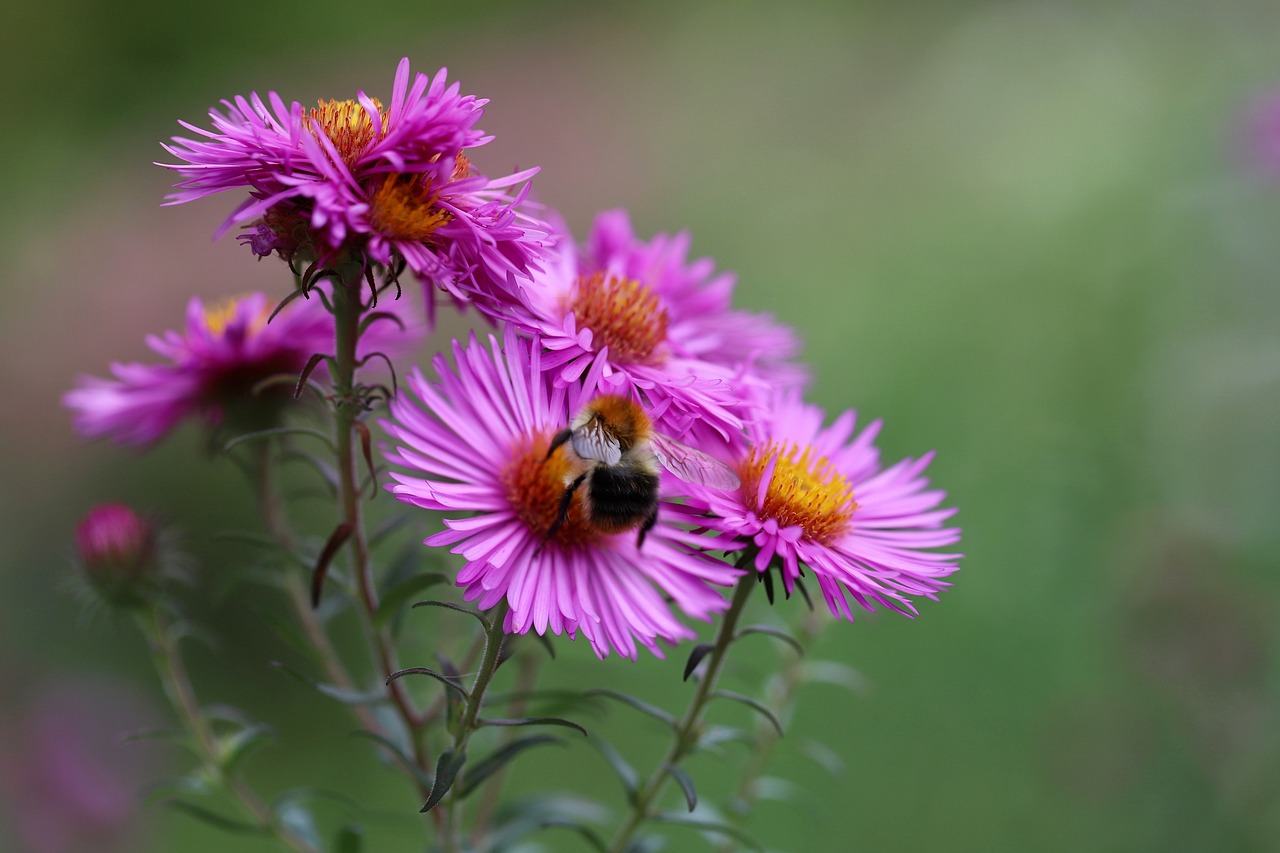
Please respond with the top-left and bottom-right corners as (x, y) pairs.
(74, 504), (158, 606)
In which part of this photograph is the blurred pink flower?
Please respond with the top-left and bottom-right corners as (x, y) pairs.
(63, 289), (421, 445)
(383, 329), (742, 659)
(160, 58), (547, 307)
(1243, 87), (1280, 180)
(74, 504), (158, 605)
(687, 388), (961, 618)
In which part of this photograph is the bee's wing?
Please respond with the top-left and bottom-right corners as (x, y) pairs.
(571, 421), (622, 465)
(650, 432), (741, 490)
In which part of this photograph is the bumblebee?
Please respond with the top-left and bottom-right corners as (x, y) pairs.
(544, 395), (740, 548)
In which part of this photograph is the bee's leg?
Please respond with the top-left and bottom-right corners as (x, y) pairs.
(544, 428), (573, 461)
(537, 472), (588, 555)
(635, 504), (659, 550)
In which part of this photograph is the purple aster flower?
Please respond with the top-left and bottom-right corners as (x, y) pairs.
(383, 328), (742, 659)
(688, 388), (961, 619)
(587, 209), (805, 387)
(74, 504), (158, 606)
(64, 290), (421, 446)
(492, 215), (771, 447)
(159, 58), (547, 306)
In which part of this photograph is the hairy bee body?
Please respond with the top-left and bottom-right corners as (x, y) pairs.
(543, 394), (739, 549)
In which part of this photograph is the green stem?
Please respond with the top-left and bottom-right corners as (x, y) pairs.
(443, 600), (511, 853)
(328, 270), (437, 817)
(138, 607), (319, 853)
(469, 646), (544, 845)
(607, 566), (757, 853)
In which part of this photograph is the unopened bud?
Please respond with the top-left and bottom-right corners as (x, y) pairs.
(74, 504), (158, 606)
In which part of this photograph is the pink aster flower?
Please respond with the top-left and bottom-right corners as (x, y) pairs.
(160, 58), (546, 307)
(492, 215), (774, 447)
(688, 389), (961, 619)
(383, 328), (742, 659)
(64, 290), (421, 446)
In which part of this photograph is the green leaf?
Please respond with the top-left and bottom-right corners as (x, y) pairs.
(539, 819), (609, 853)
(311, 522), (352, 607)
(666, 764), (697, 812)
(711, 690), (784, 736)
(271, 662), (388, 706)
(589, 736), (638, 800)
(477, 716), (589, 737)
(348, 730), (432, 789)
(420, 749), (466, 813)
(683, 643), (714, 682)
(164, 799), (267, 835)
(374, 573), (451, 628)
(332, 824), (364, 853)
(385, 666), (469, 702)
(217, 723), (274, 773)
(804, 660), (868, 694)
(695, 725), (754, 755)
(801, 738), (846, 777)
(411, 599), (491, 631)
(276, 800), (323, 850)
(652, 813), (764, 851)
(734, 624), (805, 656)
(585, 689), (676, 729)
(457, 734), (565, 798)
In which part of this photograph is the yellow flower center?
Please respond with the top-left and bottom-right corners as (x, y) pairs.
(202, 295), (268, 336)
(367, 173), (454, 242)
(569, 272), (669, 364)
(741, 441), (858, 545)
(501, 433), (600, 549)
(307, 98), (386, 168)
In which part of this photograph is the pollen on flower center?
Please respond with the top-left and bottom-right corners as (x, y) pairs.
(501, 433), (600, 549)
(569, 272), (669, 364)
(741, 441), (858, 545)
(307, 98), (386, 168)
(367, 173), (453, 242)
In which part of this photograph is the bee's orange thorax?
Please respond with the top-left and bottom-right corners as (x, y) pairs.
(578, 395), (652, 452)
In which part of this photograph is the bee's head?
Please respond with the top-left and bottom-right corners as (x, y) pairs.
(575, 394), (651, 451)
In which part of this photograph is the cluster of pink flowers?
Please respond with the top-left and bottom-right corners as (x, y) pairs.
(68, 59), (961, 659)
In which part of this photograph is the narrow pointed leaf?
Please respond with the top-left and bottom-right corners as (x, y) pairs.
(411, 599), (490, 631)
(666, 764), (697, 812)
(353, 421), (378, 496)
(385, 666), (469, 701)
(217, 723), (274, 773)
(294, 352), (329, 399)
(164, 799), (267, 835)
(374, 573), (450, 628)
(223, 426), (334, 453)
(348, 731), (432, 789)
(683, 643), (714, 682)
(276, 801), (323, 850)
(420, 749), (466, 812)
(652, 813), (764, 851)
(311, 522), (352, 607)
(805, 660), (868, 694)
(589, 736), (638, 799)
(539, 819), (609, 853)
(270, 662), (387, 706)
(586, 689), (676, 729)
(359, 310), (406, 336)
(477, 716), (588, 737)
(712, 690), (784, 736)
(734, 625), (805, 656)
(457, 735), (565, 798)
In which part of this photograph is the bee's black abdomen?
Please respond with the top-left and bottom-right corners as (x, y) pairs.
(586, 466), (660, 532)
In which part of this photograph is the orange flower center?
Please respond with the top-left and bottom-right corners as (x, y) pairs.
(307, 98), (386, 168)
(569, 272), (669, 364)
(501, 433), (600, 549)
(367, 173), (454, 242)
(740, 441), (858, 545)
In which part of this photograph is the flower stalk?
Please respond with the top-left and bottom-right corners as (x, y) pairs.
(607, 560), (757, 853)
(138, 605), (320, 853)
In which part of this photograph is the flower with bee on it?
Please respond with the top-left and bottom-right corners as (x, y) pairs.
(685, 387), (962, 619)
(382, 328), (743, 660)
(159, 58), (548, 312)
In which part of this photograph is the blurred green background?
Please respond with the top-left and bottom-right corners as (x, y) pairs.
(3, 1), (1280, 850)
